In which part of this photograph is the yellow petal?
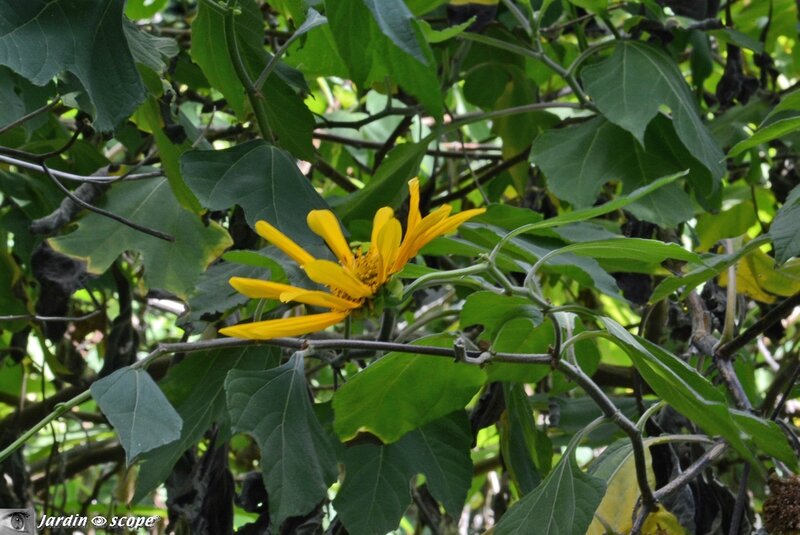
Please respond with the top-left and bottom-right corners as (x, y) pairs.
(412, 207), (486, 252)
(219, 311), (349, 340)
(406, 177), (421, 236)
(279, 289), (362, 310)
(307, 210), (354, 266)
(376, 217), (402, 280)
(371, 206), (394, 246)
(304, 259), (374, 298)
(255, 220), (315, 266)
(393, 205), (452, 272)
(229, 277), (304, 299)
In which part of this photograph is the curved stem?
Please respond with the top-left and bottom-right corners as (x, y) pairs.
(401, 262), (491, 298)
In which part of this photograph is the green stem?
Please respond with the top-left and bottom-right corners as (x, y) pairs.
(0, 390), (91, 463)
(224, 1), (274, 141)
(401, 262), (492, 298)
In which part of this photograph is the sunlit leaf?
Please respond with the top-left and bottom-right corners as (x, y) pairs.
(332, 335), (487, 443)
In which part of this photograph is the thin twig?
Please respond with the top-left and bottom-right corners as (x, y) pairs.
(316, 106), (421, 129)
(717, 290), (800, 359)
(769, 361), (800, 419)
(0, 310), (102, 323)
(41, 162), (175, 242)
(313, 131), (502, 160)
(0, 154), (163, 183)
(0, 98), (61, 135)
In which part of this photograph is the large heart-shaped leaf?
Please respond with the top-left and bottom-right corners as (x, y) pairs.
(582, 41), (724, 199)
(49, 178), (232, 299)
(0, 0), (145, 130)
(334, 412), (474, 534)
(181, 140), (329, 245)
(226, 354), (338, 525)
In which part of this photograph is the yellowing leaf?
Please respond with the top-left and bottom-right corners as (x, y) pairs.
(587, 440), (655, 535)
(642, 507), (687, 535)
(720, 248), (800, 303)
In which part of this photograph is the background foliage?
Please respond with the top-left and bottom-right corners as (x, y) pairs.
(1, 0), (799, 533)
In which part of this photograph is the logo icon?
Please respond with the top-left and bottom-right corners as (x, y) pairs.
(91, 516), (107, 527)
(0, 508), (36, 534)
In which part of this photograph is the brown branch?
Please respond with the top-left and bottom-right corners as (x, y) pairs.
(312, 158), (358, 192)
(687, 292), (753, 411)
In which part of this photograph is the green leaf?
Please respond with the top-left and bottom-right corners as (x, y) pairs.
(487, 319), (551, 383)
(567, 0), (608, 12)
(729, 90), (800, 156)
(332, 334), (487, 443)
(462, 226), (624, 299)
(770, 185), (800, 264)
(333, 443), (412, 535)
(326, 0), (442, 118)
(541, 238), (704, 267)
(531, 115), (696, 225)
(226, 354), (338, 525)
(695, 201), (757, 252)
(494, 440), (605, 535)
(332, 141), (427, 225)
(191, 0), (246, 116)
(181, 140), (329, 245)
(362, 0), (427, 64)
(49, 178), (232, 299)
(126, 0), (168, 19)
(132, 97), (203, 213)
(0, 0), (145, 130)
(334, 411), (473, 534)
(499, 383), (549, 494)
(729, 410), (798, 469)
(395, 411), (473, 517)
(461, 291), (543, 339)
(418, 18), (473, 43)
(182, 261), (272, 330)
(581, 42), (724, 193)
(123, 21), (179, 74)
(91, 368), (182, 464)
(0, 250), (26, 328)
(601, 318), (763, 465)
(486, 171), (685, 242)
(729, 117), (800, 157)
(133, 346), (278, 503)
(473, 204), (544, 229)
(650, 236), (771, 303)
(192, 0), (316, 159)
(0, 67), (53, 135)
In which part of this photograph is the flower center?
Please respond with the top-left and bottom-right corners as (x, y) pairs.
(353, 248), (380, 291)
(328, 247), (381, 304)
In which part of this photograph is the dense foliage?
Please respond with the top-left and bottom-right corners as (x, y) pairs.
(1, 0), (799, 533)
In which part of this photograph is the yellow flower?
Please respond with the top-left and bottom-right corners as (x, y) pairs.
(219, 178), (485, 340)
